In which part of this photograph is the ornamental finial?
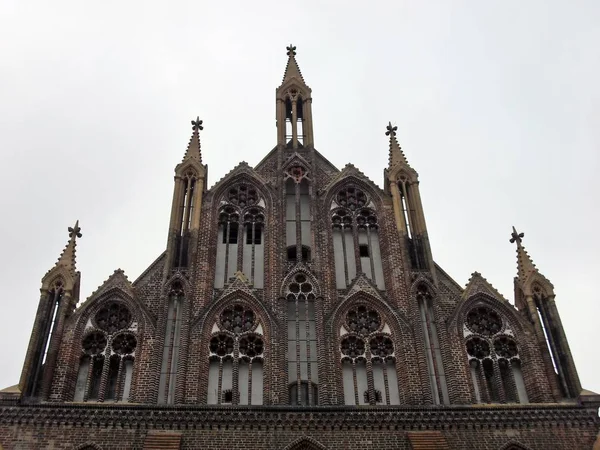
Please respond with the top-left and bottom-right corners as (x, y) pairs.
(68, 220), (82, 239)
(510, 226), (524, 245)
(385, 122), (397, 137)
(191, 117), (203, 131)
(286, 44), (297, 56)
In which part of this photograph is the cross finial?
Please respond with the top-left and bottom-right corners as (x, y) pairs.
(385, 122), (398, 137)
(68, 220), (82, 239)
(510, 226), (524, 244)
(286, 44), (296, 56)
(191, 117), (203, 131)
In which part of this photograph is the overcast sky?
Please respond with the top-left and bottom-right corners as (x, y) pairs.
(1, 1), (598, 396)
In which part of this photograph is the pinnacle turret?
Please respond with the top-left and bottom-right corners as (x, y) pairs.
(510, 226), (538, 281)
(182, 117), (203, 163)
(53, 220), (82, 277)
(281, 44), (306, 85)
(386, 122), (410, 169)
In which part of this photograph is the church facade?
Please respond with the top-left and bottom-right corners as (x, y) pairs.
(0, 46), (598, 450)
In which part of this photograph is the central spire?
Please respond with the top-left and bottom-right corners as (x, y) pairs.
(276, 45), (314, 148)
(386, 122), (410, 169)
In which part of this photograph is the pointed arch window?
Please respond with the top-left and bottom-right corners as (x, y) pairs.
(207, 303), (264, 405)
(285, 166), (311, 269)
(286, 273), (318, 405)
(174, 170), (198, 269)
(340, 306), (400, 405)
(464, 306), (528, 404)
(397, 175), (427, 270)
(214, 185), (265, 288)
(284, 89), (305, 147)
(73, 301), (136, 402)
(331, 186), (385, 289)
(158, 282), (184, 404)
(416, 285), (449, 405)
(26, 279), (64, 397)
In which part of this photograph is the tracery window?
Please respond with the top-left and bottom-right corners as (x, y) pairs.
(286, 273), (318, 405)
(285, 166), (311, 268)
(158, 282), (184, 404)
(416, 285), (449, 405)
(74, 301), (136, 402)
(214, 184), (265, 288)
(464, 305), (528, 404)
(207, 303), (264, 405)
(331, 186), (385, 289)
(340, 306), (400, 405)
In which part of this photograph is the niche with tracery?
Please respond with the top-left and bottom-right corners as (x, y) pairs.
(286, 273), (318, 405)
(331, 186), (385, 289)
(214, 184), (265, 288)
(463, 305), (528, 404)
(340, 305), (400, 405)
(207, 303), (264, 405)
(74, 300), (136, 403)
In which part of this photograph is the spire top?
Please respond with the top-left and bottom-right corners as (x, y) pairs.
(56, 220), (82, 276)
(386, 121), (410, 169)
(183, 116), (203, 163)
(281, 44), (305, 84)
(510, 226), (538, 280)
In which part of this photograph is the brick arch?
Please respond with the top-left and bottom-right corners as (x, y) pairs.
(448, 292), (531, 337)
(498, 442), (533, 450)
(193, 289), (277, 405)
(328, 291), (411, 405)
(59, 287), (148, 403)
(280, 265), (322, 298)
(410, 275), (437, 297)
(194, 289), (278, 337)
(73, 444), (102, 450)
(162, 272), (191, 297)
(282, 436), (327, 450)
(328, 290), (409, 331)
(322, 174), (386, 212)
(210, 171), (274, 211)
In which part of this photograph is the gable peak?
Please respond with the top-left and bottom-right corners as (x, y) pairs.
(462, 271), (509, 303)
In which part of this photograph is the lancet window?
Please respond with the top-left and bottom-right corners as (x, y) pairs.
(214, 184), (265, 288)
(331, 186), (385, 289)
(26, 279), (64, 397)
(285, 166), (311, 266)
(416, 285), (449, 404)
(158, 282), (184, 404)
(284, 87), (306, 147)
(174, 169), (198, 269)
(340, 305), (400, 405)
(74, 301), (136, 402)
(207, 303), (264, 405)
(286, 273), (318, 405)
(464, 305), (528, 404)
(397, 175), (427, 270)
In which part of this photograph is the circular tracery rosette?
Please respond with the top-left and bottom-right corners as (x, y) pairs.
(341, 336), (366, 359)
(466, 306), (502, 337)
(210, 334), (234, 357)
(346, 306), (381, 336)
(220, 305), (255, 334)
(82, 331), (107, 355)
(95, 302), (132, 334)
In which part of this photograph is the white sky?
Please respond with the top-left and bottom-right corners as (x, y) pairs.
(0, 1), (598, 396)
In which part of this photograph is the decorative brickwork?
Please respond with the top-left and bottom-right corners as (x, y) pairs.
(1, 46), (598, 449)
